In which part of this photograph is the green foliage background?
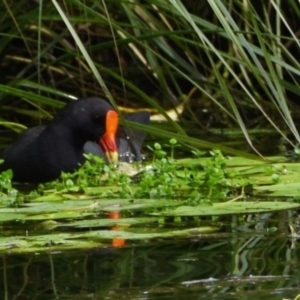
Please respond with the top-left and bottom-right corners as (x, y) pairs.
(0, 0), (299, 155)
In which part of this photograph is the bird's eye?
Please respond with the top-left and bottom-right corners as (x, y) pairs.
(94, 115), (101, 122)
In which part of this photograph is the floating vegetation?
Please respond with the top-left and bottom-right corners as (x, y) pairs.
(0, 140), (300, 253)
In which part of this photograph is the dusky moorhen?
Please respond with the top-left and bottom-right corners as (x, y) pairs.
(0, 97), (149, 183)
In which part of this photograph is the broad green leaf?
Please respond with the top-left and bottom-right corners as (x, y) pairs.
(0, 226), (219, 254)
(152, 201), (300, 216)
(254, 183), (300, 197)
(54, 217), (159, 228)
(0, 213), (26, 222)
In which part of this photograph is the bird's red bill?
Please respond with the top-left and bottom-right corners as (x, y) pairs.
(99, 110), (119, 163)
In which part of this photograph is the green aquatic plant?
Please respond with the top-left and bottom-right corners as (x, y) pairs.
(39, 154), (108, 192)
(30, 139), (222, 201)
(1, 140), (300, 254)
(0, 160), (17, 197)
(203, 150), (231, 199)
(1, 138), (299, 205)
(22, 139), (250, 202)
(127, 140), (245, 202)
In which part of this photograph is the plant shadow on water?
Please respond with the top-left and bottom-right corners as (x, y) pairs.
(1, 139), (300, 299)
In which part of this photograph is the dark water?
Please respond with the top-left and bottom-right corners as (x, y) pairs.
(1, 211), (300, 300)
